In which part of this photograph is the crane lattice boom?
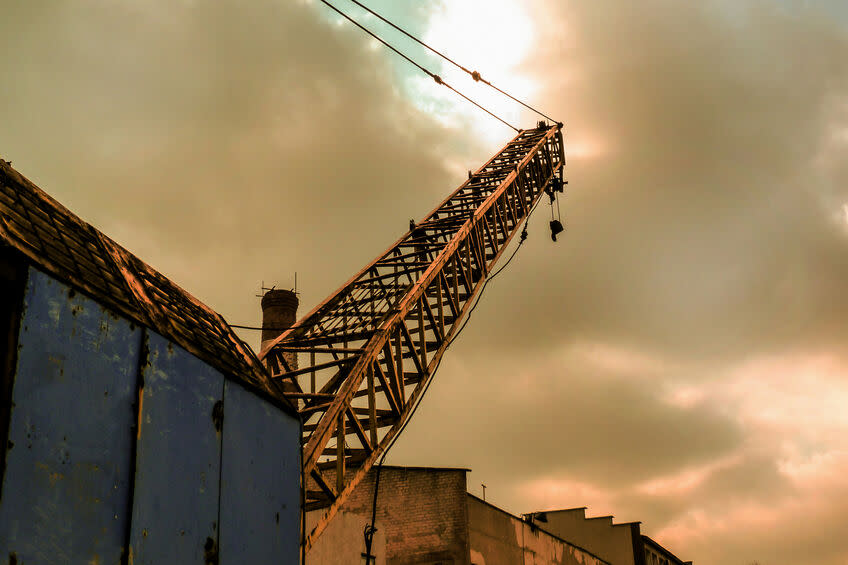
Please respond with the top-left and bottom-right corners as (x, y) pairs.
(259, 123), (565, 549)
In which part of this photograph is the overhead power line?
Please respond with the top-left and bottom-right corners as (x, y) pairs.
(316, 0), (520, 132)
(343, 0), (559, 124)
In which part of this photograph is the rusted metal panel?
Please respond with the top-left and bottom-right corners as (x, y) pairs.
(219, 378), (302, 563)
(129, 331), (224, 564)
(0, 268), (141, 563)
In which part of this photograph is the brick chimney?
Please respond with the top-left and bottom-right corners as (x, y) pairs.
(260, 289), (298, 371)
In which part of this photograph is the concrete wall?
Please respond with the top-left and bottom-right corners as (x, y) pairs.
(307, 509), (387, 565)
(642, 536), (690, 565)
(468, 496), (608, 565)
(309, 467), (612, 565)
(0, 268), (302, 564)
(308, 466), (470, 565)
(529, 509), (639, 565)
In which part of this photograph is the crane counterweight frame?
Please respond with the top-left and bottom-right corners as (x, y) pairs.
(258, 123), (565, 550)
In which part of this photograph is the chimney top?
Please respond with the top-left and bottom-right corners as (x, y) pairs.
(260, 288), (299, 355)
(261, 288), (298, 312)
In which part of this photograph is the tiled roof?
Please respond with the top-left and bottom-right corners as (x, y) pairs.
(0, 159), (294, 414)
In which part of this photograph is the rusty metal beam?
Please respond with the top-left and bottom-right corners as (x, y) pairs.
(258, 123), (565, 552)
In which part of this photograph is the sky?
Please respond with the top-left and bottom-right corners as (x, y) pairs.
(2, 1), (848, 563)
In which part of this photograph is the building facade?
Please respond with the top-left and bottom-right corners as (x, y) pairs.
(309, 466), (471, 565)
(524, 509), (692, 565)
(468, 495), (609, 565)
(308, 466), (609, 565)
(0, 159), (303, 563)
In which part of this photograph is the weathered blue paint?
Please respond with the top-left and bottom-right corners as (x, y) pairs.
(0, 269), (303, 564)
(219, 379), (302, 563)
(129, 331), (224, 564)
(0, 269), (141, 564)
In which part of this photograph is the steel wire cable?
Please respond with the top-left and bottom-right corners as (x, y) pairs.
(316, 0), (520, 132)
(343, 0), (559, 124)
(362, 184), (550, 558)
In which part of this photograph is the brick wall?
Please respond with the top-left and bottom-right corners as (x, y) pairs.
(309, 466), (470, 565)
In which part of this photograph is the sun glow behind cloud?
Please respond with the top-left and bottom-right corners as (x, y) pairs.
(413, 0), (539, 142)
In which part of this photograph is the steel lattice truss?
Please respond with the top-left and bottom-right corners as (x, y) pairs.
(259, 123), (565, 549)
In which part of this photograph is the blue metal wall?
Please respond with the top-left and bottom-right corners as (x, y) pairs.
(129, 331), (225, 564)
(220, 379), (302, 562)
(0, 270), (140, 564)
(0, 268), (302, 564)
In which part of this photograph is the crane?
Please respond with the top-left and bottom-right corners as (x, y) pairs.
(259, 121), (566, 550)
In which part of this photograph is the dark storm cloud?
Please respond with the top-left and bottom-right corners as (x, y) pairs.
(456, 0), (848, 362)
(0, 0), (462, 343)
(612, 452), (792, 527)
(395, 351), (741, 484)
(637, 450), (848, 565)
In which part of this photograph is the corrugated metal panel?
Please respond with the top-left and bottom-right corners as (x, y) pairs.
(0, 269), (141, 563)
(219, 379), (302, 563)
(129, 332), (224, 564)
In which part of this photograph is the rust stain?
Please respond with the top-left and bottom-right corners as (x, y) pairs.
(212, 400), (224, 433)
(34, 462), (64, 485)
(204, 537), (218, 565)
(137, 386), (144, 440)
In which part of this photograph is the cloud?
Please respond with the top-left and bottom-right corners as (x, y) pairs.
(656, 449), (848, 565)
(0, 0), (473, 346)
(452, 0), (848, 362)
(390, 344), (742, 513)
(4, 1), (848, 564)
(394, 2), (848, 563)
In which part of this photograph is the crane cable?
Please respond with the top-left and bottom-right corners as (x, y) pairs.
(343, 0), (558, 124)
(316, 0), (520, 133)
(362, 183), (552, 560)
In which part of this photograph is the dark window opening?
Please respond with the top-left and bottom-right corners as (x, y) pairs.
(0, 245), (26, 501)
